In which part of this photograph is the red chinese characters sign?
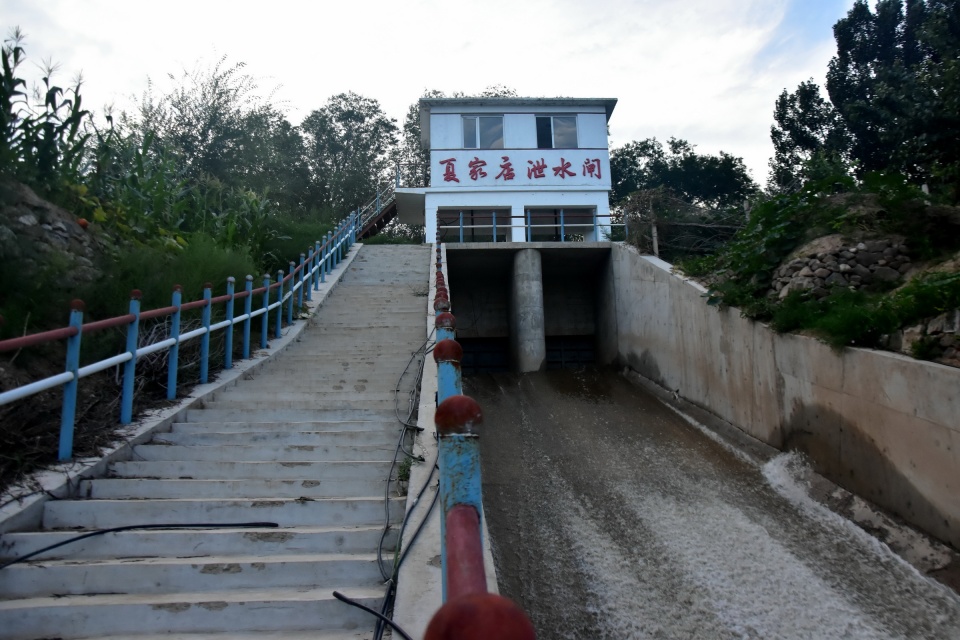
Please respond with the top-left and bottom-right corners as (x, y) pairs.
(435, 153), (606, 187)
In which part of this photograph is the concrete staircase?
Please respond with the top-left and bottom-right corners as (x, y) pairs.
(0, 244), (430, 639)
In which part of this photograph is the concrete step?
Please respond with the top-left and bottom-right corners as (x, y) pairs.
(169, 420), (396, 434)
(108, 460), (394, 480)
(41, 497), (405, 529)
(197, 400), (396, 412)
(1, 553), (383, 599)
(181, 409), (392, 423)
(151, 429), (399, 447)
(131, 443), (396, 462)
(0, 586), (384, 639)
(0, 525), (397, 562)
(79, 477), (391, 500)
(211, 391), (398, 403)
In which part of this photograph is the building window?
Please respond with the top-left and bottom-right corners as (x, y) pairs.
(536, 116), (578, 149)
(463, 116), (503, 149)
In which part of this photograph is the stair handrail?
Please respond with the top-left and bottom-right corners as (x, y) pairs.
(356, 182), (397, 233)
(0, 212), (360, 461)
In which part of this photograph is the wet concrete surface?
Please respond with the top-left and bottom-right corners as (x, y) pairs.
(467, 368), (960, 639)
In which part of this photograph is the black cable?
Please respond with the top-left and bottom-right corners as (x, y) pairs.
(0, 522), (279, 570)
(332, 590), (413, 640)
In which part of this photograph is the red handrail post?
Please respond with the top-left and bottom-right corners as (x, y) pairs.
(58, 301), (85, 460)
(120, 290), (142, 424)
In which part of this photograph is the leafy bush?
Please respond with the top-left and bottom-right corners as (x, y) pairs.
(767, 272), (960, 350)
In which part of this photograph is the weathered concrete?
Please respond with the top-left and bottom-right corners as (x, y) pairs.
(510, 248), (546, 372)
(610, 243), (960, 549)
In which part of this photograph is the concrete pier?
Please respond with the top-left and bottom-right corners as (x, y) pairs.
(510, 248), (546, 372)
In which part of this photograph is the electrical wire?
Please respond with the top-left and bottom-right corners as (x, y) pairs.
(0, 522), (279, 570)
(332, 589), (413, 640)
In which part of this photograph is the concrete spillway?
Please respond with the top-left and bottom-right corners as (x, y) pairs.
(468, 368), (960, 639)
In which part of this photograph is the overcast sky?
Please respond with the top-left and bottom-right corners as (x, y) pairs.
(6, 0), (855, 186)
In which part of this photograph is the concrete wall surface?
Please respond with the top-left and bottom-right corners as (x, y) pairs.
(611, 243), (960, 548)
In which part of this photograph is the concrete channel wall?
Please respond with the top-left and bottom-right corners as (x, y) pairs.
(608, 243), (960, 549)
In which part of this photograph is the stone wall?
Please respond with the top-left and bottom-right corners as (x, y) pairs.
(611, 243), (960, 549)
(770, 236), (912, 300)
(0, 181), (105, 292)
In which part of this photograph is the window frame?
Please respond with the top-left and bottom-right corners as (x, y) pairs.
(536, 115), (579, 149)
(462, 115), (504, 150)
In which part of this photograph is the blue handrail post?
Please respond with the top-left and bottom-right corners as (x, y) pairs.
(301, 252), (311, 303)
(287, 261), (296, 325)
(326, 231), (333, 274)
(321, 238), (328, 284)
(199, 283), (212, 384)
(225, 277), (235, 370)
(167, 286), (183, 400)
(526, 209), (532, 242)
(261, 274), (271, 349)
(436, 312), (456, 342)
(338, 222), (345, 263)
(242, 275), (253, 359)
(275, 270), (284, 339)
(593, 209), (599, 240)
(120, 290), (142, 424)
(58, 300), (84, 460)
(434, 339), (463, 404)
(459, 211), (464, 244)
(492, 211), (497, 243)
(560, 208), (565, 242)
(434, 394), (484, 601)
(313, 241), (321, 291)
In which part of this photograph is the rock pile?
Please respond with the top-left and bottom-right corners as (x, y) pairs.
(770, 238), (912, 300)
(0, 180), (106, 290)
(883, 310), (960, 367)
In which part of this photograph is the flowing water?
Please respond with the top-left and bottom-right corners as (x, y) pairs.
(467, 368), (960, 639)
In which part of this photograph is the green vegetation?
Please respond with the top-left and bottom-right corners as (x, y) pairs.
(616, 1), (960, 354)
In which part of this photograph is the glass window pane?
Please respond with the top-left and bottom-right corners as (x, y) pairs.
(479, 116), (503, 149)
(536, 117), (553, 149)
(553, 117), (578, 148)
(463, 117), (477, 148)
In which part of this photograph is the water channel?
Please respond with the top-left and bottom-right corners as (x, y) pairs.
(467, 368), (960, 639)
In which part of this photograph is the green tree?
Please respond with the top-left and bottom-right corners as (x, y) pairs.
(769, 81), (850, 190)
(301, 92), (398, 216)
(771, 0), (960, 200)
(610, 137), (757, 208)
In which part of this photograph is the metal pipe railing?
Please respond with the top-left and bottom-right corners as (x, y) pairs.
(0, 213), (359, 461)
(436, 210), (624, 243)
(424, 242), (535, 637)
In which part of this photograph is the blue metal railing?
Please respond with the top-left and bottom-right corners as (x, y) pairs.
(437, 209), (626, 243)
(424, 242), (535, 636)
(356, 183), (397, 235)
(0, 212), (360, 461)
